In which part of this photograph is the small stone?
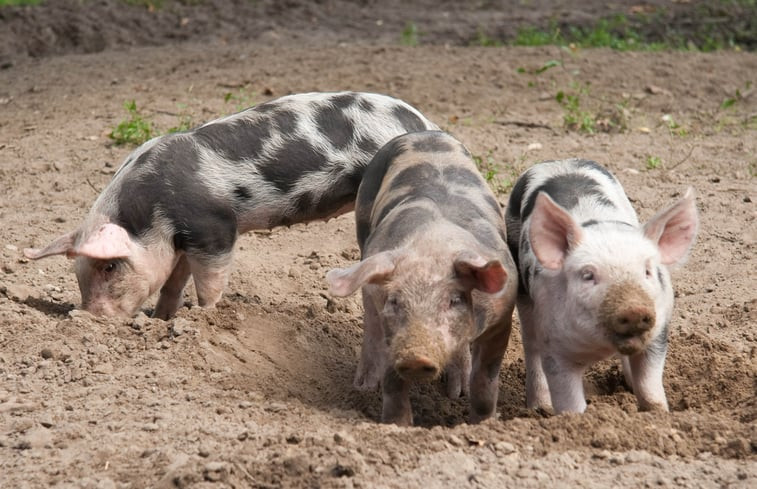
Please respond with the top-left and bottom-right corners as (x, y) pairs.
(2, 262), (15, 274)
(494, 441), (516, 454)
(447, 434), (464, 447)
(526, 142), (542, 151)
(39, 416), (54, 428)
(142, 423), (159, 432)
(171, 318), (190, 337)
(204, 462), (229, 482)
(40, 348), (54, 360)
(92, 363), (114, 374)
(334, 432), (355, 445)
(238, 400), (253, 409)
(198, 446), (211, 458)
(5, 244), (18, 251)
(3, 283), (37, 302)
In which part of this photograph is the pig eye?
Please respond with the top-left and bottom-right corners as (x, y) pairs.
(385, 295), (400, 312)
(580, 269), (595, 282)
(102, 261), (118, 274)
(449, 292), (467, 308)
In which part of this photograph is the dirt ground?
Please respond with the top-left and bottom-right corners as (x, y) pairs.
(1, 1), (756, 488)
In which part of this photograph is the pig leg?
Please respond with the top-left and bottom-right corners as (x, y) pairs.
(625, 342), (669, 412)
(381, 368), (412, 426)
(518, 299), (552, 410)
(152, 255), (192, 320)
(445, 346), (471, 399)
(468, 321), (511, 423)
(354, 292), (386, 390)
(187, 253), (233, 308)
(542, 353), (587, 413)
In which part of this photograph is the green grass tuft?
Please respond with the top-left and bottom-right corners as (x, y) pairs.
(109, 100), (154, 146)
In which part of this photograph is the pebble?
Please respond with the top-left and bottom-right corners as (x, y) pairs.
(141, 423), (159, 432)
(171, 318), (190, 336)
(204, 462), (229, 482)
(494, 441), (516, 454)
(3, 283), (38, 302)
(1, 262), (15, 274)
(92, 363), (114, 374)
(40, 348), (54, 359)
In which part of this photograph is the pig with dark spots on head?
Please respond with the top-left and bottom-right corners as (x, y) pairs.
(505, 158), (699, 414)
(24, 91), (438, 319)
(326, 131), (518, 426)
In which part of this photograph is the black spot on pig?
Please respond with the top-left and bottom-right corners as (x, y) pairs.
(507, 171), (531, 221)
(258, 139), (327, 193)
(522, 173), (615, 221)
(234, 186), (252, 201)
(581, 219), (635, 228)
(389, 162), (436, 192)
(116, 138), (237, 256)
(443, 166), (483, 189)
(358, 97), (375, 112)
(315, 104), (355, 149)
(372, 206), (436, 247)
(356, 137), (379, 156)
(576, 159), (616, 182)
(657, 267), (666, 291)
(273, 109), (298, 134)
(411, 132), (454, 153)
(195, 117), (271, 162)
(356, 137), (407, 247)
(330, 92), (358, 109)
(253, 101), (277, 113)
(392, 105), (427, 133)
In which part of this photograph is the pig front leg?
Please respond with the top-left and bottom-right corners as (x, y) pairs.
(468, 321), (511, 424)
(381, 368), (413, 426)
(152, 255), (192, 320)
(354, 292), (387, 390)
(187, 253), (233, 308)
(542, 353), (587, 413)
(445, 346), (471, 399)
(623, 339), (669, 412)
(518, 299), (553, 410)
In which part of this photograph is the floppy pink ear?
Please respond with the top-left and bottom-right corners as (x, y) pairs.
(24, 229), (79, 260)
(643, 187), (699, 266)
(529, 192), (583, 270)
(326, 251), (397, 297)
(453, 251), (507, 294)
(71, 223), (132, 260)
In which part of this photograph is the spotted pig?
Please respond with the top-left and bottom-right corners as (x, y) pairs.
(505, 159), (698, 413)
(24, 91), (437, 319)
(326, 131), (518, 426)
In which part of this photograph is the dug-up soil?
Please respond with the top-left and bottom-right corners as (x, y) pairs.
(0, 1), (756, 488)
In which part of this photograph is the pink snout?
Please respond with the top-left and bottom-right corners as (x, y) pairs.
(600, 282), (657, 355)
(394, 354), (440, 382)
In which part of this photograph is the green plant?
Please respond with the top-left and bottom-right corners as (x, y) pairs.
(166, 103), (194, 134)
(0, 0), (42, 5)
(556, 84), (596, 133)
(646, 155), (663, 170)
(109, 100), (153, 146)
(473, 29), (503, 47)
(400, 22), (420, 46)
(224, 87), (257, 112)
(473, 151), (515, 194)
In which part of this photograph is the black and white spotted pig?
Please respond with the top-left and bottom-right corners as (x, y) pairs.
(326, 131), (518, 426)
(505, 159), (698, 414)
(24, 91), (437, 319)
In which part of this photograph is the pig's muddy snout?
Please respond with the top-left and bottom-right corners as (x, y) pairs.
(600, 281), (656, 355)
(394, 354), (440, 382)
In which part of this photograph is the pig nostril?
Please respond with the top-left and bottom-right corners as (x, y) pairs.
(421, 365), (437, 374)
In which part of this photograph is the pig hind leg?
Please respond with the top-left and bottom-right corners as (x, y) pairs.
(468, 319), (512, 423)
(187, 252), (233, 308)
(152, 255), (192, 320)
(381, 368), (413, 426)
(518, 299), (553, 410)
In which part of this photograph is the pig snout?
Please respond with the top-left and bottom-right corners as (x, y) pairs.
(599, 281), (656, 355)
(395, 354), (440, 381)
(391, 324), (447, 383)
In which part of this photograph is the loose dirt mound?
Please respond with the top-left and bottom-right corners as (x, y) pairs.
(1, 2), (756, 488)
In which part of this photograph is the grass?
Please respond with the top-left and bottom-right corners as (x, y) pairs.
(473, 151), (516, 195)
(401, 22), (420, 46)
(646, 155), (663, 170)
(556, 84), (597, 134)
(0, 0), (42, 5)
(109, 100), (154, 146)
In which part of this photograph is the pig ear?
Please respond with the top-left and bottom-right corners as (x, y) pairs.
(24, 229), (80, 260)
(454, 251), (508, 294)
(643, 187), (699, 266)
(326, 251), (397, 297)
(74, 223), (133, 260)
(529, 192), (583, 270)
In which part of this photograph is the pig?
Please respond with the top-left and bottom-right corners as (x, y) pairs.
(326, 131), (518, 426)
(505, 158), (698, 414)
(24, 91), (438, 319)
